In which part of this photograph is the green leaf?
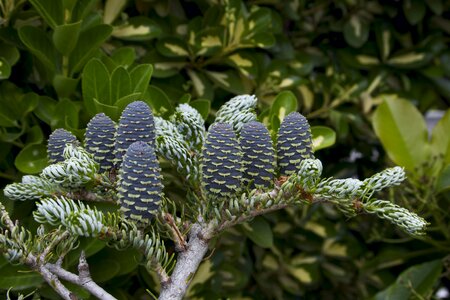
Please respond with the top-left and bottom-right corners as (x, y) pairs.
(53, 98), (79, 129)
(403, 0), (426, 25)
(30, 0), (63, 28)
(0, 57), (11, 79)
(241, 217), (273, 248)
(15, 143), (48, 174)
(204, 69), (247, 94)
(111, 47), (136, 68)
(52, 21), (82, 55)
(26, 125), (44, 145)
(311, 126), (336, 151)
(430, 109), (450, 163)
(436, 164), (450, 194)
(156, 37), (190, 57)
(225, 52), (257, 78)
(129, 64), (153, 94)
(343, 15), (370, 48)
(387, 52), (429, 68)
(247, 32), (275, 48)
(114, 93), (142, 111)
(426, 0), (443, 15)
(72, 0), (98, 22)
(287, 256), (320, 285)
(110, 67), (131, 104)
(270, 91), (298, 132)
(145, 85), (174, 117)
(18, 26), (57, 72)
(0, 83), (39, 124)
(0, 265), (43, 290)
(103, 0), (127, 24)
(0, 43), (20, 66)
(189, 99), (210, 120)
(112, 17), (162, 41)
(82, 58), (111, 115)
(33, 96), (58, 125)
(52, 74), (79, 98)
(69, 24), (112, 75)
(372, 97), (430, 173)
(374, 260), (442, 300)
(93, 98), (118, 120)
(186, 69), (214, 99)
(89, 258), (120, 283)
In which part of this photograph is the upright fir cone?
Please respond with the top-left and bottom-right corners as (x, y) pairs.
(115, 101), (155, 165)
(201, 123), (242, 200)
(240, 121), (275, 189)
(118, 141), (163, 225)
(47, 129), (78, 164)
(85, 113), (116, 172)
(277, 112), (313, 176)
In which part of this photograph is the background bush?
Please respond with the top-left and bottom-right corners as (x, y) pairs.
(0, 0), (449, 299)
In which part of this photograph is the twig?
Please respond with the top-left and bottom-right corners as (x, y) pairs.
(46, 251), (117, 300)
(163, 213), (187, 251)
(26, 254), (77, 300)
(158, 223), (209, 300)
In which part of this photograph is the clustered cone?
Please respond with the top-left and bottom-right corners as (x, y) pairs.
(85, 113), (116, 172)
(115, 101), (155, 165)
(277, 112), (313, 176)
(118, 141), (163, 225)
(240, 121), (275, 189)
(47, 128), (78, 164)
(201, 123), (242, 200)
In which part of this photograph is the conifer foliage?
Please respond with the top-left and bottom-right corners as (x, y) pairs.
(1, 95), (428, 300)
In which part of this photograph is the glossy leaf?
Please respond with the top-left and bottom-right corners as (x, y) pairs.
(103, 0), (127, 24)
(311, 126), (336, 151)
(189, 99), (210, 120)
(14, 143), (48, 174)
(130, 64), (153, 94)
(430, 109), (450, 163)
(110, 67), (131, 104)
(0, 57), (11, 79)
(436, 164), (450, 194)
(69, 24), (113, 75)
(374, 260), (442, 300)
(270, 91), (298, 132)
(18, 26), (57, 72)
(0, 265), (43, 290)
(111, 47), (136, 68)
(242, 217), (273, 248)
(30, 0), (63, 28)
(145, 85), (174, 117)
(403, 0), (426, 25)
(112, 17), (162, 41)
(0, 43), (20, 66)
(343, 15), (370, 48)
(52, 21), (82, 55)
(372, 97), (430, 172)
(82, 58), (111, 115)
(52, 74), (79, 98)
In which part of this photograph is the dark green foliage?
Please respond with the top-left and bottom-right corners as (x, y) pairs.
(240, 121), (275, 189)
(118, 141), (162, 224)
(115, 101), (155, 165)
(47, 128), (78, 164)
(202, 123), (242, 200)
(277, 112), (313, 176)
(85, 113), (116, 172)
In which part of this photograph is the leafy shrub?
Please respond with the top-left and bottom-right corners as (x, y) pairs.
(0, 0), (449, 298)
